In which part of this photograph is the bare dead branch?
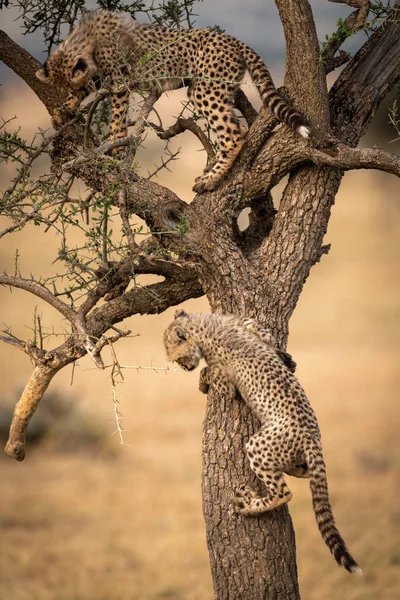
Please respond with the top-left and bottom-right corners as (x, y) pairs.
(129, 88), (162, 157)
(151, 117), (215, 161)
(77, 327), (133, 370)
(0, 333), (47, 363)
(0, 274), (76, 322)
(234, 88), (259, 126)
(84, 90), (110, 147)
(74, 314), (107, 369)
(3, 266), (202, 462)
(147, 147), (181, 179)
(96, 329), (132, 355)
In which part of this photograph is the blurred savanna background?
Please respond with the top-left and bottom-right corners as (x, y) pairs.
(0, 1), (399, 599)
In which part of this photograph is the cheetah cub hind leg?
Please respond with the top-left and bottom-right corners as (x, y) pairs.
(285, 463), (310, 478)
(190, 81), (247, 194)
(234, 424), (293, 515)
(234, 475), (292, 516)
(192, 137), (245, 194)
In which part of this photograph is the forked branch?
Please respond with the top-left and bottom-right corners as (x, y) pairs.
(322, 0), (371, 74)
(151, 117), (215, 162)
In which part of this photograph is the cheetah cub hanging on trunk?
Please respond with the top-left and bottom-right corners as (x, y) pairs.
(36, 9), (310, 193)
(164, 310), (361, 574)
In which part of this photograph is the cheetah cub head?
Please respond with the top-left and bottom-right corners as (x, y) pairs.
(163, 310), (202, 372)
(36, 49), (97, 93)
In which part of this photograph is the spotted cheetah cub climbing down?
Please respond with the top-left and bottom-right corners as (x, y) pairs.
(164, 311), (361, 574)
(36, 9), (310, 193)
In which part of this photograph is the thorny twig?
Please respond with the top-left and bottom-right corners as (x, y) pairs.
(118, 188), (137, 248)
(108, 337), (128, 445)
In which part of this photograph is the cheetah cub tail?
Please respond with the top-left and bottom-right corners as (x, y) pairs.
(239, 42), (310, 139)
(305, 438), (362, 575)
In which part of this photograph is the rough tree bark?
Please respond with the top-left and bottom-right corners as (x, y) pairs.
(1, 1), (400, 598)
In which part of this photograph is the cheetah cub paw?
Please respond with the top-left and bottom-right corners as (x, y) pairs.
(198, 366), (210, 394)
(192, 173), (219, 194)
(233, 485), (260, 515)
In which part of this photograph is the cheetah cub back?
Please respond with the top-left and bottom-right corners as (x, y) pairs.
(164, 310), (361, 575)
(36, 9), (310, 193)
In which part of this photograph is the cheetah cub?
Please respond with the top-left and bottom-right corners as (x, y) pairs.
(36, 9), (310, 193)
(164, 310), (361, 574)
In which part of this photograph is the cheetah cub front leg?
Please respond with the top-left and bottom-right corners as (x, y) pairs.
(198, 366), (236, 398)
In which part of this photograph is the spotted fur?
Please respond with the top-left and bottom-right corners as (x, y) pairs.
(36, 9), (310, 192)
(164, 311), (361, 575)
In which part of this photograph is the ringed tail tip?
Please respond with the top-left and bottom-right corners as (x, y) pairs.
(298, 124), (311, 139)
(349, 564), (362, 576)
(340, 553), (362, 575)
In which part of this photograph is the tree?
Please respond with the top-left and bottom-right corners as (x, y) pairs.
(0, 0), (399, 598)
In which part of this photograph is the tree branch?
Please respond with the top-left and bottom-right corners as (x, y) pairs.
(0, 30), (63, 113)
(234, 88), (259, 126)
(5, 365), (60, 461)
(309, 142), (400, 178)
(0, 274), (76, 322)
(151, 117), (215, 162)
(0, 332), (47, 362)
(226, 3), (400, 211)
(5, 364), (63, 461)
(118, 188), (137, 249)
(322, 1), (371, 74)
(79, 252), (199, 316)
(87, 268), (203, 329)
(129, 88), (162, 157)
(4, 266), (203, 461)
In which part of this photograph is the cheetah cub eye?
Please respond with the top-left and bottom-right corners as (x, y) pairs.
(175, 328), (188, 342)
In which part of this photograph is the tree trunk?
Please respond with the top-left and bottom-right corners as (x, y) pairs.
(202, 295), (300, 600)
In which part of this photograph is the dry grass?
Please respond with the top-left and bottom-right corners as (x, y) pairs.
(0, 81), (399, 599)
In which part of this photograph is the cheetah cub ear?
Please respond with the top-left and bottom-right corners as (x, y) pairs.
(174, 309), (188, 319)
(71, 56), (96, 85)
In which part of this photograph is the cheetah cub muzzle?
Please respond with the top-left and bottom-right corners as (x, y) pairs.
(164, 310), (361, 575)
(36, 9), (310, 193)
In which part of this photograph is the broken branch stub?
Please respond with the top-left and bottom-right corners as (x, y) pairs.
(5, 364), (61, 461)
